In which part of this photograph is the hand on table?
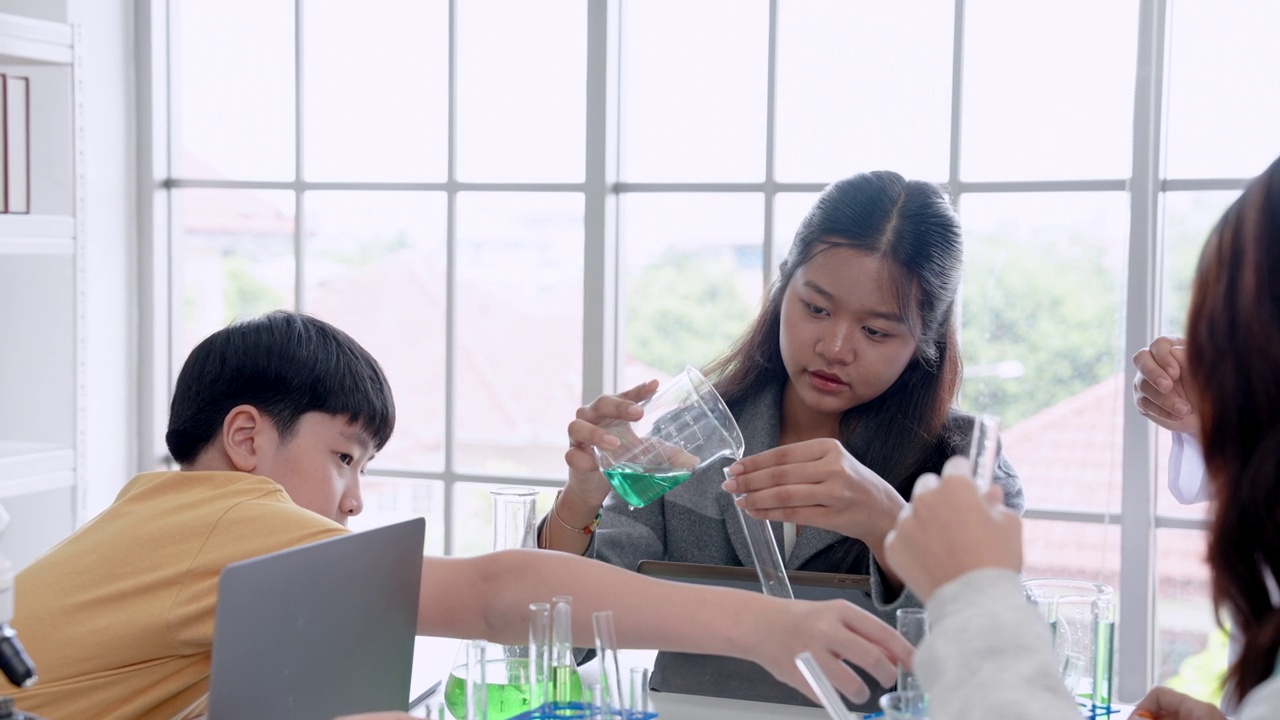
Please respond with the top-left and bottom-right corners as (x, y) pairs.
(1132, 335), (1199, 437)
(722, 438), (905, 545)
(1133, 686), (1226, 720)
(883, 456), (1022, 602)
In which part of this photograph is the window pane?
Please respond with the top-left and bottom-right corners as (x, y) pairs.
(1155, 528), (1224, 705)
(172, 0), (295, 181)
(1160, 191), (1240, 337)
(450, 482), (557, 557)
(303, 0), (448, 182)
(620, 0), (768, 182)
(351, 477), (446, 557)
(1023, 518), (1120, 591)
(304, 191), (447, 472)
(620, 194), (764, 388)
(774, 0), (952, 182)
(961, 0), (1137, 181)
(454, 193), (584, 477)
(771, 192), (820, 279)
(457, 0), (586, 182)
(174, 189), (296, 360)
(960, 193), (1129, 513)
(1165, 1), (1280, 179)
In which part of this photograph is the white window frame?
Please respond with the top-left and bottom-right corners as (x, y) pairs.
(136, 0), (1246, 701)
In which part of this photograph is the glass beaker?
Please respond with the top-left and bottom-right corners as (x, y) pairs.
(594, 366), (745, 508)
(1022, 578), (1115, 711)
(879, 690), (930, 719)
(445, 488), (586, 719)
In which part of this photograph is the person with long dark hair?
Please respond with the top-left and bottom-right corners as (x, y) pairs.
(883, 154), (1280, 719)
(540, 170), (1024, 706)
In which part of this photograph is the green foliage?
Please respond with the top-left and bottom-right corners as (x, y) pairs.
(626, 250), (756, 376)
(960, 235), (1123, 425)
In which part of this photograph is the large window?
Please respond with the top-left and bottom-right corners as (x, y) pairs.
(145, 0), (1280, 701)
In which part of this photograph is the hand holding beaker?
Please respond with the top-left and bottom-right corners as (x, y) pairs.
(588, 366), (745, 508)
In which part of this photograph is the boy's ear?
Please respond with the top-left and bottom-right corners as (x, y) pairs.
(222, 404), (268, 473)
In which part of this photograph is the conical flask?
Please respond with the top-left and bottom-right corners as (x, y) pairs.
(444, 488), (583, 719)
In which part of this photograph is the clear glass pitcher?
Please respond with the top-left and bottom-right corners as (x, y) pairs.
(444, 488), (584, 719)
(1022, 577), (1115, 711)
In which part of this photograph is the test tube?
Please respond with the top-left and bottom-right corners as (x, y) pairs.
(552, 598), (574, 705)
(795, 652), (854, 720)
(529, 602), (551, 710)
(726, 467), (794, 599)
(895, 608), (929, 694)
(592, 610), (623, 713)
(590, 682), (606, 720)
(464, 639), (488, 720)
(629, 667), (650, 718)
(967, 414), (1001, 492)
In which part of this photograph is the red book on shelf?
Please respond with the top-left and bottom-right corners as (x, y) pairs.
(2, 74), (30, 214)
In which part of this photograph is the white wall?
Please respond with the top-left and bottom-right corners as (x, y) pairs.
(68, 0), (137, 517)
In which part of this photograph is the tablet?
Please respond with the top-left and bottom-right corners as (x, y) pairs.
(636, 559), (873, 601)
(633, 559), (885, 712)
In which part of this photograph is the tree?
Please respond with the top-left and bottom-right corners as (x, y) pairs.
(626, 249), (757, 376)
(960, 234), (1123, 425)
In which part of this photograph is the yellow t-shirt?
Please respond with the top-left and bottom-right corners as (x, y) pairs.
(4, 470), (349, 720)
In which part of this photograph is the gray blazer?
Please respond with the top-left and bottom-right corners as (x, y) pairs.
(581, 381), (1024, 709)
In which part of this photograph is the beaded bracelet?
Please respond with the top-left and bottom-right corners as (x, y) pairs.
(550, 490), (602, 535)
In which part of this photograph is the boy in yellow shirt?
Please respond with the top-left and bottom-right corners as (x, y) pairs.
(5, 311), (909, 719)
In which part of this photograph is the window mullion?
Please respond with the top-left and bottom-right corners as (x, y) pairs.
(1118, 0), (1169, 701)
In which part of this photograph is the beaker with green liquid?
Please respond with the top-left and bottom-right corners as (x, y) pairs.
(595, 366), (745, 508)
(444, 489), (585, 719)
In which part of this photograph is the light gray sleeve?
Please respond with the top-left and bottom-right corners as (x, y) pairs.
(916, 568), (1080, 720)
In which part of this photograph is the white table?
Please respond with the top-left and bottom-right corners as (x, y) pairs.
(409, 636), (1138, 720)
(410, 638), (832, 719)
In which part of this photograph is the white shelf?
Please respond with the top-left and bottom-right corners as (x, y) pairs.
(0, 214), (74, 253)
(0, 440), (74, 487)
(0, 13), (72, 65)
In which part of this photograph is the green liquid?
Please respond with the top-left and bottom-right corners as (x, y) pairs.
(1090, 618), (1114, 708)
(443, 660), (584, 720)
(603, 463), (693, 507)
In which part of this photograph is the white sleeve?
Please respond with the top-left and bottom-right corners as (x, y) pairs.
(915, 568), (1081, 720)
(1169, 431), (1210, 504)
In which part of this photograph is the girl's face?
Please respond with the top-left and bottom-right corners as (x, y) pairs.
(779, 246), (920, 422)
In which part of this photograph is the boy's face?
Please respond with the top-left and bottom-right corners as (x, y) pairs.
(255, 411), (376, 526)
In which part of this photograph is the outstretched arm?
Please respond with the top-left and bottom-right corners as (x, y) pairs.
(417, 548), (911, 706)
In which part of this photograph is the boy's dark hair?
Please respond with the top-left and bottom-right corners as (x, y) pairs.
(165, 311), (396, 465)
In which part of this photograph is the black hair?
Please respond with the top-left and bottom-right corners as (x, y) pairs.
(1187, 153), (1280, 704)
(707, 170), (963, 490)
(165, 310), (396, 465)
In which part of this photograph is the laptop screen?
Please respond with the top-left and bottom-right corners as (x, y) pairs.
(208, 518), (425, 720)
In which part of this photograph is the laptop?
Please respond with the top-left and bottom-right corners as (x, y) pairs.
(208, 518), (426, 720)
(635, 559), (886, 713)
